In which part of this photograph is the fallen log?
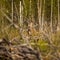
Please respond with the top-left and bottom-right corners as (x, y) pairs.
(0, 38), (41, 60)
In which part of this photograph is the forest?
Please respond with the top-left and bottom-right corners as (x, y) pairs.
(0, 0), (60, 60)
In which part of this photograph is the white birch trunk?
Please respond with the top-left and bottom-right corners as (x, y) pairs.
(42, 0), (45, 31)
(38, 0), (42, 32)
(51, 0), (53, 32)
(57, 0), (60, 31)
(20, 1), (23, 27)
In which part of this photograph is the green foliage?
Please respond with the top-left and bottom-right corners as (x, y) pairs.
(30, 39), (50, 56)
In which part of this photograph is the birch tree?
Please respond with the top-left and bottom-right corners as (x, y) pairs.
(37, 0), (42, 31)
(57, 0), (60, 31)
(51, 0), (53, 32)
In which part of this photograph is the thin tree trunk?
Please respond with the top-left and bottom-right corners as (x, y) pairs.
(50, 0), (53, 44)
(57, 0), (60, 31)
(38, 0), (42, 32)
(20, 1), (23, 27)
(29, 0), (32, 19)
(42, 0), (45, 30)
(23, 0), (27, 18)
(51, 0), (53, 32)
(12, 0), (13, 22)
(14, 2), (20, 21)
